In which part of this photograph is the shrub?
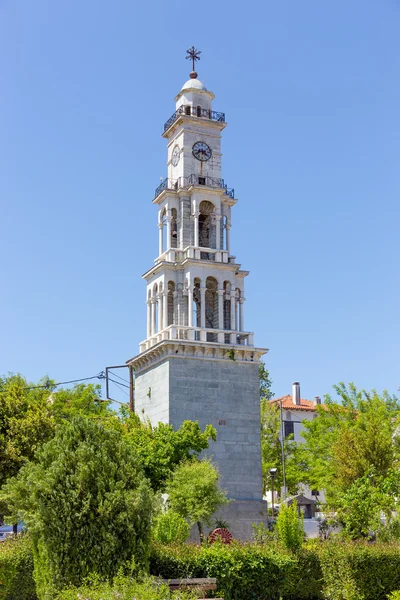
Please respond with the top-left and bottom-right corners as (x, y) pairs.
(1, 417), (153, 599)
(276, 501), (304, 553)
(152, 510), (190, 545)
(388, 593), (400, 600)
(55, 575), (196, 599)
(0, 534), (36, 600)
(151, 541), (297, 600)
(319, 540), (400, 600)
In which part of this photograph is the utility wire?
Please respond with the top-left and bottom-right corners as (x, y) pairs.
(108, 377), (130, 389)
(0, 372), (105, 393)
(109, 379), (130, 397)
(108, 370), (130, 385)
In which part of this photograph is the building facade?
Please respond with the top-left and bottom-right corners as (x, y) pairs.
(127, 61), (268, 538)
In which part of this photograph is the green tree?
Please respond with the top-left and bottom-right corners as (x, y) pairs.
(151, 509), (190, 545)
(1, 416), (152, 600)
(276, 500), (304, 552)
(260, 399), (304, 496)
(300, 383), (400, 506)
(122, 413), (216, 492)
(259, 362), (274, 401)
(166, 459), (228, 540)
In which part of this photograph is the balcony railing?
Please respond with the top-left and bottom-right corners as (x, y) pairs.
(163, 105), (225, 132)
(154, 174), (234, 200)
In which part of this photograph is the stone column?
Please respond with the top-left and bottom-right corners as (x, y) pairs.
(151, 297), (157, 335)
(193, 207), (200, 247)
(187, 285), (193, 328)
(215, 214), (222, 250)
(166, 209), (172, 250)
(218, 289), (224, 330)
(146, 300), (151, 338)
(200, 285), (206, 329)
(226, 223), (231, 254)
(158, 293), (164, 330)
(158, 222), (163, 256)
(163, 291), (168, 329)
(173, 290), (179, 327)
(239, 297), (245, 332)
(230, 294), (236, 331)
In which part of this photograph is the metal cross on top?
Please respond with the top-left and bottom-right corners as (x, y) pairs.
(186, 46), (201, 74)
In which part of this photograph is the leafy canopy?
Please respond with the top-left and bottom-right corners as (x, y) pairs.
(1, 416), (153, 599)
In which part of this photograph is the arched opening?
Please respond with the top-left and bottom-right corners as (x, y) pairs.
(170, 208), (178, 249)
(206, 276), (218, 342)
(185, 105), (191, 115)
(222, 215), (228, 251)
(199, 201), (216, 258)
(167, 281), (175, 326)
(153, 283), (159, 334)
(196, 105), (202, 117)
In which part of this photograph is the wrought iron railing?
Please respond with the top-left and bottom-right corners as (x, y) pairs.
(163, 105), (225, 132)
(154, 174), (234, 200)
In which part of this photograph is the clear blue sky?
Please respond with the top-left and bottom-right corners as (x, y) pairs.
(1, 0), (399, 404)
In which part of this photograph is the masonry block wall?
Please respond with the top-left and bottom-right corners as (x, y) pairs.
(135, 355), (263, 501)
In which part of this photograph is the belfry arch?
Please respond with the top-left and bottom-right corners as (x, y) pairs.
(199, 201), (216, 250)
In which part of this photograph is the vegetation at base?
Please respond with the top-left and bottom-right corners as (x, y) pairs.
(0, 417), (153, 599)
(166, 459), (229, 540)
(276, 501), (304, 552)
(54, 575), (197, 600)
(151, 510), (191, 545)
(0, 534), (36, 600)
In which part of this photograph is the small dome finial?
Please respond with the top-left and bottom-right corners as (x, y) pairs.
(186, 45), (201, 80)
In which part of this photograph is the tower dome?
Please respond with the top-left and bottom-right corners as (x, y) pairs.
(180, 78), (208, 92)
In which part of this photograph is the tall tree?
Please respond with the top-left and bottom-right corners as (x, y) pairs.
(1, 417), (153, 599)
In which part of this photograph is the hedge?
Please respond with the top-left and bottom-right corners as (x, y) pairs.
(150, 541), (322, 600)
(55, 576), (197, 599)
(0, 535), (37, 600)
(319, 540), (400, 600)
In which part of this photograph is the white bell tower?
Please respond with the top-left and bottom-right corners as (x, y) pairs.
(127, 49), (268, 539)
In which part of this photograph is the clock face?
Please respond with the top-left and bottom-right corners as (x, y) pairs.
(172, 146), (180, 167)
(192, 141), (212, 162)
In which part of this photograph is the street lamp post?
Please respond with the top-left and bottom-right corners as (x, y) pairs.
(269, 467), (277, 517)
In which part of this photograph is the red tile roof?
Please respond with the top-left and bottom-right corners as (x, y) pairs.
(269, 395), (325, 412)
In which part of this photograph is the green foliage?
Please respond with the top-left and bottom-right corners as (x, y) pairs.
(0, 417), (153, 599)
(300, 383), (400, 508)
(0, 535), (36, 600)
(259, 361), (274, 400)
(151, 510), (190, 545)
(276, 501), (304, 553)
(260, 399), (305, 495)
(252, 521), (278, 543)
(122, 414), (217, 492)
(388, 593), (400, 600)
(55, 575), (197, 600)
(150, 541), (322, 600)
(319, 541), (400, 600)
(166, 459), (228, 539)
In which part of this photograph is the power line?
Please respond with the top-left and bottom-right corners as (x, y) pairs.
(0, 372), (105, 394)
(108, 377), (130, 389)
(109, 379), (130, 397)
(108, 370), (130, 385)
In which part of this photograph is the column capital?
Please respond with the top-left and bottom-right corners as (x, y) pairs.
(217, 289), (225, 296)
(150, 296), (157, 304)
(158, 222), (163, 229)
(239, 297), (246, 304)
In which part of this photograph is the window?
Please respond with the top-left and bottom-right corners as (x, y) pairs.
(311, 490), (320, 497)
(198, 177), (206, 185)
(196, 105), (201, 117)
(284, 421), (294, 439)
(185, 105), (191, 115)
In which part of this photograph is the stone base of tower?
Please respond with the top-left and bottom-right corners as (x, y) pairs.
(128, 339), (268, 539)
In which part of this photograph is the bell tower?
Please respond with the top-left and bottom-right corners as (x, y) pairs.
(127, 49), (268, 539)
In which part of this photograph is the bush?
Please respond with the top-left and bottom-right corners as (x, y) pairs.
(151, 541), (298, 600)
(388, 593), (400, 600)
(0, 535), (36, 600)
(152, 510), (190, 545)
(319, 540), (400, 600)
(276, 501), (304, 553)
(1, 417), (153, 599)
(55, 575), (196, 599)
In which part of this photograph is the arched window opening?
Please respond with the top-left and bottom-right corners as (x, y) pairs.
(206, 277), (218, 342)
(222, 215), (228, 251)
(168, 281), (175, 326)
(185, 105), (191, 115)
(235, 288), (241, 332)
(196, 105), (202, 117)
(199, 201), (216, 258)
(170, 208), (178, 249)
(193, 278), (201, 340)
(152, 284), (159, 334)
